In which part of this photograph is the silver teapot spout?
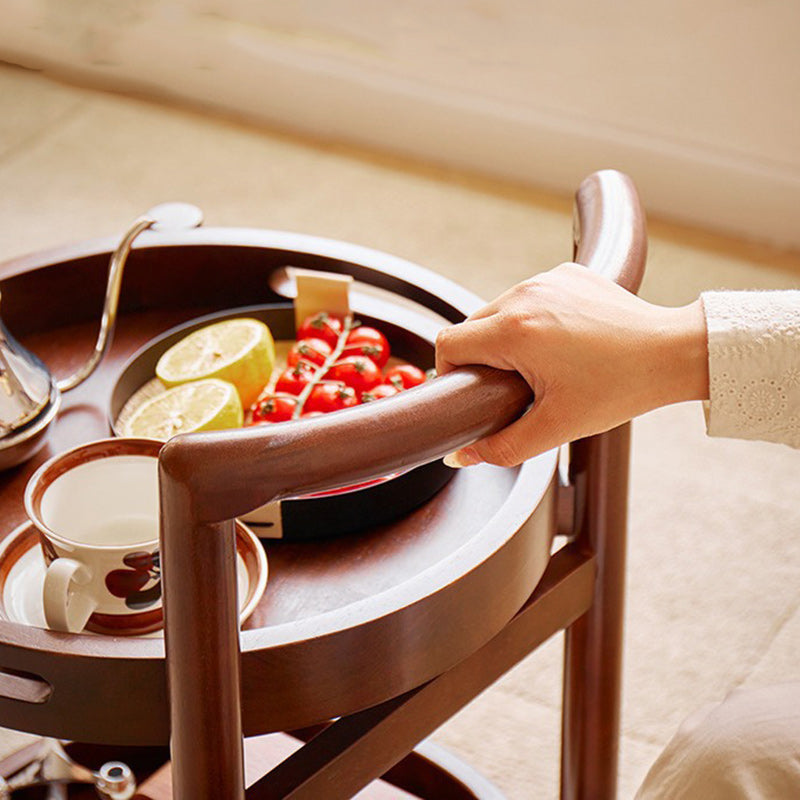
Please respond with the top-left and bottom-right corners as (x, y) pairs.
(0, 202), (203, 469)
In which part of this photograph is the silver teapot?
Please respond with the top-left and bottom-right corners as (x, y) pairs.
(0, 202), (203, 470)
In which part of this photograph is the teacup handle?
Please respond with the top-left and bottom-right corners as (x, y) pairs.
(43, 558), (97, 633)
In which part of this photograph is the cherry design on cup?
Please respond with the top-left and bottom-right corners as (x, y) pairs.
(105, 551), (161, 611)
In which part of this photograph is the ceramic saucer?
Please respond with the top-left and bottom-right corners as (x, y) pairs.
(0, 521), (267, 637)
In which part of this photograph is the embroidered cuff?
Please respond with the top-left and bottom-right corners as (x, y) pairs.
(701, 290), (800, 448)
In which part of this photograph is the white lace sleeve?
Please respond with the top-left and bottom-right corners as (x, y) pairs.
(701, 290), (800, 448)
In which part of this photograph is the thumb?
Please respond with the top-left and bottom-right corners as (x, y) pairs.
(444, 400), (566, 468)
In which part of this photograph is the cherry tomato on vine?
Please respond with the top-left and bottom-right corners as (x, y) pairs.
(361, 383), (400, 403)
(250, 394), (299, 423)
(304, 382), (359, 414)
(326, 356), (382, 396)
(296, 312), (344, 348)
(385, 363), (427, 390)
(343, 327), (390, 368)
(287, 338), (332, 368)
(275, 360), (317, 395)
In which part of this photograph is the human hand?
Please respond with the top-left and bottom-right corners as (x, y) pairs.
(435, 262), (709, 467)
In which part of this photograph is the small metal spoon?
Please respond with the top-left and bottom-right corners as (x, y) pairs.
(0, 738), (136, 799)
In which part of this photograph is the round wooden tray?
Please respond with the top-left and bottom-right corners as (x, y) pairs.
(0, 223), (558, 746)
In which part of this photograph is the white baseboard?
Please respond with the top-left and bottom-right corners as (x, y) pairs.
(2, 10), (798, 250)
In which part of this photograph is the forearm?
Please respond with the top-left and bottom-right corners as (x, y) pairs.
(648, 299), (710, 408)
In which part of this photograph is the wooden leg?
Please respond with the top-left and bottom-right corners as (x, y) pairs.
(560, 423), (630, 800)
(159, 456), (246, 800)
(246, 545), (595, 800)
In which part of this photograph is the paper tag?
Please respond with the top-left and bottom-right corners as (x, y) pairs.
(292, 268), (352, 331)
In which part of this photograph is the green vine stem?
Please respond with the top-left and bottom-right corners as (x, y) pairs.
(290, 313), (357, 419)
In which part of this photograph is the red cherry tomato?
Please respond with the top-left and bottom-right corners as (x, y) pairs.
(385, 363), (426, 390)
(343, 327), (390, 368)
(326, 356), (382, 396)
(296, 312), (344, 348)
(361, 383), (400, 403)
(304, 382), (359, 414)
(287, 338), (332, 368)
(250, 394), (299, 423)
(275, 360), (317, 395)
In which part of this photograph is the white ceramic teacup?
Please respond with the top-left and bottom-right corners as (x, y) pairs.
(24, 438), (164, 635)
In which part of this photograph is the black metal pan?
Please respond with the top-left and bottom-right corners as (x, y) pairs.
(109, 303), (454, 540)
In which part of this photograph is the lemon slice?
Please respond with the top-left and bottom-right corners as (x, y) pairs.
(155, 318), (275, 408)
(125, 379), (243, 440)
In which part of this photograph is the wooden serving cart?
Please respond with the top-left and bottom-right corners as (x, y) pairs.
(0, 170), (645, 799)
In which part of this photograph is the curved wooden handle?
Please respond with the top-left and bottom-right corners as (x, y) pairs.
(160, 169), (647, 519)
(573, 169), (647, 293)
(161, 364), (530, 519)
(158, 169), (647, 799)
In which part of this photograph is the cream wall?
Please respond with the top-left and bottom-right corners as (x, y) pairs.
(2, 1), (798, 248)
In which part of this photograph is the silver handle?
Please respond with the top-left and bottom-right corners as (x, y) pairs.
(57, 202), (204, 393)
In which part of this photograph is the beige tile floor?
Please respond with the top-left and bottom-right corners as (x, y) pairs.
(1, 61), (799, 798)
